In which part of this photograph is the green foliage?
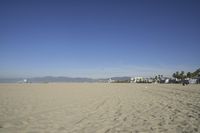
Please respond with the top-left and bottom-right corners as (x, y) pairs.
(187, 72), (192, 78)
(172, 73), (176, 78)
(172, 68), (200, 79)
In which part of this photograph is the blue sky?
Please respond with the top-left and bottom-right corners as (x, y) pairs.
(0, 0), (200, 78)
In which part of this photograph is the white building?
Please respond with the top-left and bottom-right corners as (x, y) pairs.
(23, 79), (28, 83)
(189, 78), (197, 84)
(134, 77), (144, 83)
(108, 78), (115, 83)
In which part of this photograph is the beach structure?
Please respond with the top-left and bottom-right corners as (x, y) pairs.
(143, 78), (153, 83)
(23, 79), (28, 83)
(189, 77), (200, 84)
(165, 78), (170, 83)
(130, 77), (134, 83)
(131, 77), (154, 83)
(154, 75), (171, 83)
(108, 78), (115, 83)
(17, 79), (30, 84)
(133, 77), (144, 83)
(168, 78), (177, 83)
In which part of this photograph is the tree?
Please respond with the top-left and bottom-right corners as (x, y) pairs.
(180, 71), (185, 79)
(180, 71), (184, 79)
(172, 73), (176, 78)
(187, 72), (192, 78)
(193, 68), (200, 77)
(180, 71), (184, 75)
(172, 68), (200, 80)
(176, 71), (180, 79)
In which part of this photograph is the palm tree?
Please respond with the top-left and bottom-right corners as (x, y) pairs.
(187, 72), (192, 78)
(180, 71), (184, 79)
(193, 68), (200, 77)
(180, 71), (184, 75)
(172, 73), (176, 78)
(175, 71), (180, 79)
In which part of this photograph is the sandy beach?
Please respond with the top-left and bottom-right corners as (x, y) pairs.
(0, 83), (200, 133)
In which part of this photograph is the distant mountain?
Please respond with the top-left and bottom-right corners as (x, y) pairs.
(0, 78), (24, 83)
(0, 76), (132, 83)
(29, 76), (97, 83)
(0, 76), (97, 83)
(110, 76), (131, 81)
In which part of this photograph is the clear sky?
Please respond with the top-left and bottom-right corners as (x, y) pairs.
(0, 0), (200, 78)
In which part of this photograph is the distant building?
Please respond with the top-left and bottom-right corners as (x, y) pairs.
(165, 78), (170, 83)
(130, 77), (134, 83)
(133, 77), (144, 83)
(23, 79), (28, 83)
(17, 79), (30, 84)
(108, 78), (115, 83)
(130, 77), (154, 83)
(189, 77), (200, 84)
(144, 78), (153, 83)
(155, 75), (171, 84)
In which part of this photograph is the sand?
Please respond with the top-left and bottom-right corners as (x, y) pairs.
(0, 83), (200, 133)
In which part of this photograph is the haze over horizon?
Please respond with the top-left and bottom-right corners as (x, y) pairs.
(0, 0), (200, 78)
